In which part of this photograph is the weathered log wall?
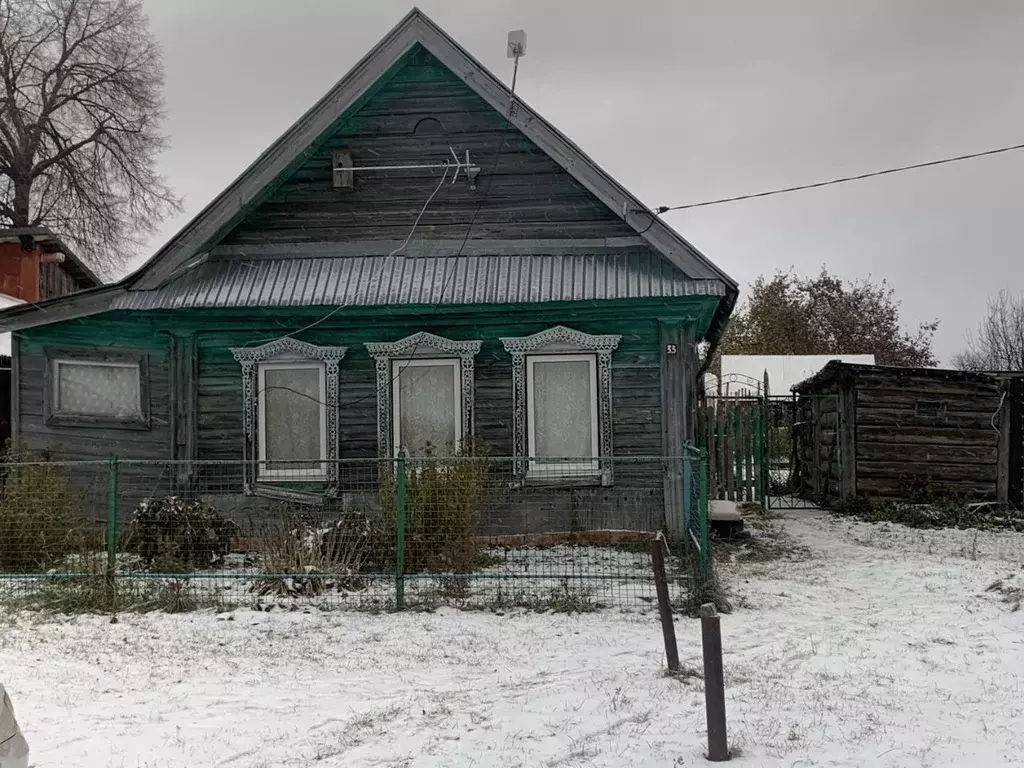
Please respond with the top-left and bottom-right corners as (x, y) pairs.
(852, 370), (1001, 500)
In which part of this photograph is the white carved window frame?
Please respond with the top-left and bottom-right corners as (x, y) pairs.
(230, 338), (348, 494)
(500, 326), (621, 485)
(365, 332), (482, 459)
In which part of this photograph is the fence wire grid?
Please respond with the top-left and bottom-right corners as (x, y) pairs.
(0, 454), (710, 614)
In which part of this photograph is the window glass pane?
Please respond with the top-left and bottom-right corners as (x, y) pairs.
(531, 358), (594, 459)
(55, 362), (141, 418)
(397, 362), (457, 456)
(263, 367), (322, 472)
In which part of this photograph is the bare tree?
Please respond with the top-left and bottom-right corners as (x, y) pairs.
(0, 0), (180, 276)
(952, 290), (1024, 372)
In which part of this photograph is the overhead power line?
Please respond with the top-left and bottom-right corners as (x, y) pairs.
(650, 140), (1024, 214)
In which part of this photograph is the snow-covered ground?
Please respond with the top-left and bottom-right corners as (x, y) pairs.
(3, 509), (1024, 767)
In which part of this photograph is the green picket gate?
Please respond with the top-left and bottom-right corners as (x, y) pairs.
(699, 393), (843, 509)
(698, 396), (764, 503)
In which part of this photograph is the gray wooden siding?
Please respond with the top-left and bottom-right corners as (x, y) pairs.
(853, 372), (1002, 499)
(14, 303), (685, 533)
(191, 310), (663, 464)
(16, 338), (171, 462)
(219, 47), (638, 249)
(796, 387), (843, 503)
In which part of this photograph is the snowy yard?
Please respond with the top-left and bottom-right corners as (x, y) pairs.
(3, 509), (1024, 767)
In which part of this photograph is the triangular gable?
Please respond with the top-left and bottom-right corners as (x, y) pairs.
(0, 7), (737, 338)
(133, 7), (735, 292)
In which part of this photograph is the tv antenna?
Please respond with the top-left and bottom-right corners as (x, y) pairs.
(331, 29), (529, 189)
(507, 29), (527, 117)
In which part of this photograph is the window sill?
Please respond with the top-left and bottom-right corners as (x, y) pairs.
(521, 471), (611, 489)
(256, 473), (328, 483)
(45, 413), (150, 431)
(251, 482), (332, 504)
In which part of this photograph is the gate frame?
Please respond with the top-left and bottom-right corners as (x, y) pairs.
(699, 389), (844, 510)
(760, 392), (843, 510)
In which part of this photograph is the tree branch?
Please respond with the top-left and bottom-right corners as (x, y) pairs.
(0, 0), (180, 273)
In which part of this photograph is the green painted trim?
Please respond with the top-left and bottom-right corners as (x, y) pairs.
(18, 296), (724, 359)
(139, 296), (721, 329)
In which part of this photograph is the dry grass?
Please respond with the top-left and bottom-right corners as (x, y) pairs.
(985, 576), (1023, 612)
(249, 513), (376, 598)
(0, 446), (94, 572)
(383, 447), (491, 574)
(10, 575), (217, 614)
(715, 504), (809, 565)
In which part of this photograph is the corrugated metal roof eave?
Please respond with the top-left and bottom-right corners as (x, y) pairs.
(110, 254), (727, 311)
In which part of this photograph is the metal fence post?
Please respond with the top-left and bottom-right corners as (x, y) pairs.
(650, 535), (680, 672)
(106, 456), (119, 612)
(682, 452), (692, 533)
(753, 403), (761, 505)
(700, 602), (730, 761)
(395, 450), (407, 610)
(698, 449), (710, 580)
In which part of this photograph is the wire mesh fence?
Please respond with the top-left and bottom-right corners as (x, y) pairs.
(0, 454), (711, 614)
(683, 446), (710, 582)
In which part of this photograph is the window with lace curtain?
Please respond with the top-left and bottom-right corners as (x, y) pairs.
(501, 326), (621, 484)
(230, 338), (348, 492)
(257, 362), (328, 479)
(527, 354), (599, 474)
(44, 348), (149, 428)
(392, 358), (461, 457)
(365, 332), (482, 460)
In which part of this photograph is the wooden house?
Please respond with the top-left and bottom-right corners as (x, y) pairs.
(0, 227), (102, 455)
(0, 227), (101, 304)
(0, 9), (737, 534)
(793, 361), (1024, 506)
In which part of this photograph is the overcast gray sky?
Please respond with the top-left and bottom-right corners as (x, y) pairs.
(140, 0), (1024, 363)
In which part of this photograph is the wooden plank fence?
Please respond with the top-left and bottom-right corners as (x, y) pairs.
(699, 397), (763, 503)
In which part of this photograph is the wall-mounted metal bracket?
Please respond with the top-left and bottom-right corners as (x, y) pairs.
(333, 146), (482, 189)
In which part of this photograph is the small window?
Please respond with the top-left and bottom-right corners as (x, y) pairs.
(53, 360), (142, 418)
(527, 353), (599, 476)
(915, 399), (947, 421)
(500, 326), (621, 485)
(231, 338), (347, 493)
(392, 358), (462, 457)
(257, 362), (327, 480)
(45, 349), (149, 428)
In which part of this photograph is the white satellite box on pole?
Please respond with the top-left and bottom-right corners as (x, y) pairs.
(507, 29), (527, 58)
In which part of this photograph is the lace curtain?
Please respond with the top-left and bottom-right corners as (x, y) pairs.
(262, 367), (322, 470)
(396, 363), (457, 456)
(55, 362), (141, 418)
(531, 358), (594, 459)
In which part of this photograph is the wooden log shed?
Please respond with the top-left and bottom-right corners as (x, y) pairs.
(792, 361), (1024, 506)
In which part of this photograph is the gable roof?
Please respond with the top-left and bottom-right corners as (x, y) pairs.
(792, 360), (998, 393)
(0, 7), (737, 339)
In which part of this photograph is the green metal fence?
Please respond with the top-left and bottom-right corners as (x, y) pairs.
(699, 393), (843, 511)
(683, 445), (710, 581)
(0, 454), (711, 614)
